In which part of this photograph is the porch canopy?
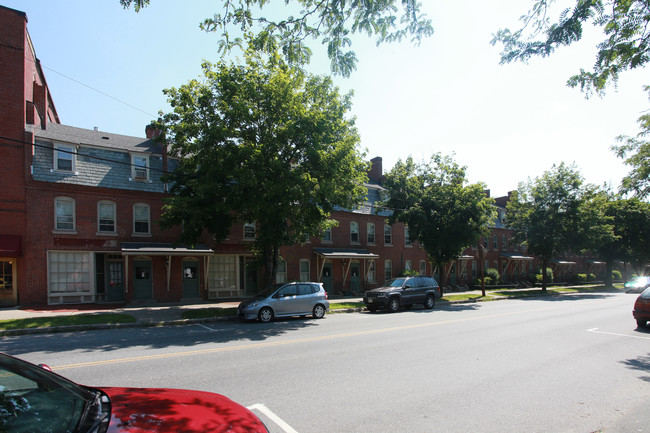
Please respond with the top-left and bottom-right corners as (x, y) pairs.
(501, 252), (534, 280)
(120, 242), (215, 293)
(0, 235), (21, 257)
(313, 247), (379, 285)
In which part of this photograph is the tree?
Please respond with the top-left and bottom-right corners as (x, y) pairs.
(603, 197), (650, 277)
(157, 42), (369, 290)
(491, 0), (650, 96)
(381, 155), (496, 295)
(506, 163), (609, 290)
(120, 0), (434, 77)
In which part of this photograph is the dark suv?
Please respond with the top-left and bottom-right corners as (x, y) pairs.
(363, 276), (439, 313)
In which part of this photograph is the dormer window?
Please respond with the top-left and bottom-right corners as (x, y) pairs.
(131, 154), (149, 181)
(54, 144), (75, 172)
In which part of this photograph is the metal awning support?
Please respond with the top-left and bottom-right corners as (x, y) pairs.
(501, 253), (534, 280)
(313, 248), (379, 286)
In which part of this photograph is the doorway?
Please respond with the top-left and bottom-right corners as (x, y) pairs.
(106, 260), (125, 302)
(0, 260), (16, 306)
(133, 260), (153, 300)
(322, 263), (333, 294)
(182, 259), (200, 299)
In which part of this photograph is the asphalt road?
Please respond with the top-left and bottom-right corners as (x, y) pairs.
(2, 292), (649, 433)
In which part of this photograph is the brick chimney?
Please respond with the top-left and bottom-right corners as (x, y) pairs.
(368, 156), (384, 184)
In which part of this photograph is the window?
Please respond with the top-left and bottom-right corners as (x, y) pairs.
(299, 259), (310, 281)
(384, 260), (392, 281)
(483, 237), (488, 248)
(367, 223), (375, 244)
(276, 260), (287, 283)
(405, 226), (412, 246)
(405, 260), (412, 271)
(244, 222), (256, 239)
(472, 261), (478, 278)
(368, 261), (376, 283)
(419, 260), (426, 275)
(54, 197), (75, 231)
(350, 221), (360, 244)
(97, 201), (116, 234)
(208, 255), (237, 292)
(133, 203), (150, 235)
(384, 224), (392, 245)
(502, 234), (507, 250)
(48, 252), (91, 295)
(54, 144), (75, 172)
(493, 235), (498, 250)
(131, 154), (149, 180)
(322, 227), (332, 242)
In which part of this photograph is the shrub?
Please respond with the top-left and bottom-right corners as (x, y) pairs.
(485, 268), (500, 284)
(587, 273), (596, 281)
(474, 277), (493, 286)
(612, 270), (622, 281)
(535, 267), (553, 283)
(577, 273), (588, 283)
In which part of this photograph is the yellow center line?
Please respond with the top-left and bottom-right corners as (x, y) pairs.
(52, 306), (555, 371)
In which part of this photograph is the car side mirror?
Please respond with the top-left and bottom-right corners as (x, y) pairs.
(403, 285), (411, 289)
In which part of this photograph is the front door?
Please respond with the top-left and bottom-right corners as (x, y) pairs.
(322, 263), (333, 294)
(133, 260), (153, 300)
(0, 260), (16, 306)
(106, 261), (125, 302)
(349, 262), (360, 294)
(182, 259), (200, 299)
(244, 257), (259, 296)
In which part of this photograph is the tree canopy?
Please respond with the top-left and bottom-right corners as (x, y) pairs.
(381, 155), (495, 292)
(157, 42), (369, 288)
(120, 0), (434, 77)
(492, 0), (650, 96)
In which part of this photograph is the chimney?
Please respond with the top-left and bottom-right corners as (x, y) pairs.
(368, 156), (384, 184)
(145, 124), (161, 139)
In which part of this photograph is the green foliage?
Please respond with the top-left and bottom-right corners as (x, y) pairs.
(577, 273), (588, 283)
(120, 0), (434, 77)
(601, 197), (650, 275)
(400, 269), (420, 277)
(612, 269), (622, 280)
(474, 276), (493, 286)
(492, 0), (650, 96)
(157, 40), (368, 287)
(535, 267), (554, 283)
(485, 267), (501, 284)
(381, 155), (495, 282)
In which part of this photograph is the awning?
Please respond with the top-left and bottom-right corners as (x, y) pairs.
(0, 235), (21, 257)
(458, 255), (474, 261)
(121, 242), (214, 256)
(501, 252), (534, 261)
(550, 259), (576, 266)
(313, 248), (379, 259)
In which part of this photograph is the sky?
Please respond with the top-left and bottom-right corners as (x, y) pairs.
(4, 0), (648, 198)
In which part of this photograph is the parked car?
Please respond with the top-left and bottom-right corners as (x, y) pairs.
(364, 276), (439, 313)
(633, 287), (650, 328)
(0, 352), (268, 433)
(624, 276), (650, 293)
(238, 282), (329, 323)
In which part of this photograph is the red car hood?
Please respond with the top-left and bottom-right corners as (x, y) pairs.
(100, 387), (267, 433)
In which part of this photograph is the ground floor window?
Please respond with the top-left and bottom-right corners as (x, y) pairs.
(276, 260), (287, 283)
(208, 255), (238, 299)
(48, 252), (92, 304)
(299, 259), (310, 281)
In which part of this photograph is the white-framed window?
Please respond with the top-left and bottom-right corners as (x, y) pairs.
(384, 224), (392, 245)
(367, 223), (375, 244)
(54, 197), (75, 231)
(502, 234), (507, 250)
(244, 222), (256, 239)
(48, 252), (91, 295)
(493, 235), (498, 250)
(419, 260), (426, 275)
(131, 154), (149, 180)
(368, 261), (376, 283)
(405, 260), (412, 271)
(97, 201), (116, 234)
(276, 260), (287, 283)
(208, 255), (237, 290)
(384, 260), (392, 281)
(322, 227), (332, 242)
(405, 226), (412, 246)
(54, 144), (75, 172)
(133, 203), (151, 235)
(299, 259), (310, 281)
(350, 221), (360, 244)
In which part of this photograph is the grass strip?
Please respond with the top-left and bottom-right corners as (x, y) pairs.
(0, 313), (136, 330)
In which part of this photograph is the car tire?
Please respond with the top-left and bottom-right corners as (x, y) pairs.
(387, 297), (400, 313)
(424, 294), (435, 310)
(313, 304), (326, 319)
(636, 319), (647, 328)
(258, 307), (273, 323)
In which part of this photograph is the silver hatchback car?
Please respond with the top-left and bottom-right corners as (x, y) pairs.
(237, 282), (330, 323)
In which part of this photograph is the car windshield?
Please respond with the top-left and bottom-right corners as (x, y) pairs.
(256, 284), (285, 298)
(386, 278), (408, 288)
(641, 287), (650, 299)
(0, 353), (100, 432)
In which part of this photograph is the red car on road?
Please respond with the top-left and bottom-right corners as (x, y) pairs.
(633, 287), (650, 328)
(0, 353), (268, 432)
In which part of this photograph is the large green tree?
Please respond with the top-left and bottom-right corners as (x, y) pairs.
(603, 197), (650, 277)
(157, 42), (369, 289)
(506, 163), (612, 290)
(381, 155), (495, 295)
(120, 0), (433, 77)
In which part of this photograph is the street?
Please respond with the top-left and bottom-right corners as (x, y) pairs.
(2, 292), (649, 433)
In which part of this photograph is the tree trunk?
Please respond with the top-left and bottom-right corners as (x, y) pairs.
(541, 257), (548, 291)
(605, 260), (613, 288)
(262, 244), (280, 290)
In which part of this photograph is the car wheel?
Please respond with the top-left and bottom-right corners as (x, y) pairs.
(636, 319), (647, 328)
(387, 297), (400, 313)
(313, 304), (326, 319)
(424, 294), (435, 310)
(258, 307), (273, 323)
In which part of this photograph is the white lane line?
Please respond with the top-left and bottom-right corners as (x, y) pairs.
(193, 323), (217, 332)
(587, 328), (650, 340)
(247, 403), (299, 433)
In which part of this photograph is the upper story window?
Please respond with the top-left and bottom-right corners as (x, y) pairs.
(97, 201), (116, 234)
(54, 197), (75, 232)
(384, 224), (392, 245)
(493, 235), (498, 250)
(350, 222), (360, 244)
(133, 203), (151, 235)
(322, 227), (332, 242)
(131, 154), (149, 181)
(502, 234), (507, 250)
(367, 223), (375, 244)
(405, 226), (412, 246)
(54, 144), (75, 172)
(244, 222), (256, 239)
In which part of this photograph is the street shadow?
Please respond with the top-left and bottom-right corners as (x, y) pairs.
(620, 353), (650, 383)
(507, 292), (616, 302)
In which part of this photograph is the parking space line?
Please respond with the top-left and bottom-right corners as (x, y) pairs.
(247, 403), (299, 433)
(587, 328), (650, 340)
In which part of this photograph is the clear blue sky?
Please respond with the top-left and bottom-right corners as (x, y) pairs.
(4, 0), (648, 198)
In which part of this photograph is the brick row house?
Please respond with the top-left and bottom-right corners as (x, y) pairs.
(0, 6), (608, 307)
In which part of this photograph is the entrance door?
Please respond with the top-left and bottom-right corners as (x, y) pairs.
(106, 261), (125, 302)
(182, 259), (200, 298)
(349, 262), (360, 294)
(0, 260), (15, 306)
(133, 260), (153, 300)
(322, 263), (333, 294)
(244, 257), (259, 296)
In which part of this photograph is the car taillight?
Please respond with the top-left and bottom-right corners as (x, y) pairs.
(325, 291), (328, 299)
